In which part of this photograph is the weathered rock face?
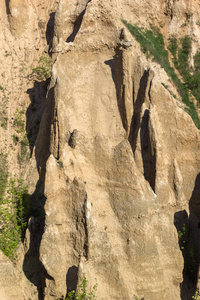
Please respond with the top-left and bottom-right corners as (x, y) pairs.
(0, 0), (58, 299)
(1, 0), (200, 299)
(0, 250), (31, 300)
(34, 0), (200, 299)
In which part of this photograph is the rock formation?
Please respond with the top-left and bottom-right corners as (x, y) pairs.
(1, 0), (200, 299)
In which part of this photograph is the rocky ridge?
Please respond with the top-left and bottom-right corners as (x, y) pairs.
(1, 0), (200, 300)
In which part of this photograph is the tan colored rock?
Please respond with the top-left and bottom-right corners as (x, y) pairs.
(0, 249), (38, 300)
(36, 1), (200, 299)
(1, 0), (200, 299)
(0, 0), (58, 299)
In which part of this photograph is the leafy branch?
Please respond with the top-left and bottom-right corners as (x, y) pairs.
(66, 277), (97, 300)
(31, 53), (52, 81)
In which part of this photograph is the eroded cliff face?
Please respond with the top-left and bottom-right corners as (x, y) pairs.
(1, 0), (200, 300)
(0, 0), (58, 299)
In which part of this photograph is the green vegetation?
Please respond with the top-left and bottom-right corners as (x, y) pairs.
(12, 134), (19, 145)
(192, 291), (200, 300)
(177, 223), (198, 280)
(122, 20), (200, 128)
(178, 223), (187, 250)
(168, 36), (178, 67)
(31, 53), (52, 81)
(0, 153), (8, 199)
(169, 36), (200, 106)
(14, 109), (25, 133)
(0, 177), (30, 261)
(0, 116), (8, 129)
(18, 134), (30, 165)
(65, 277), (97, 300)
(161, 83), (177, 99)
(57, 160), (64, 169)
(0, 93), (8, 129)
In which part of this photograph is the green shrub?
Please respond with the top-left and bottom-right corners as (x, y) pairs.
(192, 291), (200, 300)
(57, 160), (64, 169)
(0, 177), (30, 260)
(14, 109), (24, 133)
(66, 277), (97, 300)
(194, 51), (200, 72)
(31, 53), (52, 81)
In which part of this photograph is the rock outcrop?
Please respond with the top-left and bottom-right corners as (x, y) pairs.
(35, 1), (200, 299)
(1, 0), (200, 300)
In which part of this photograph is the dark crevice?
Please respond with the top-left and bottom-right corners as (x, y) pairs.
(148, 78), (153, 102)
(66, 266), (78, 297)
(174, 209), (198, 300)
(140, 109), (156, 192)
(26, 10), (56, 158)
(104, 48), (128, 131)
(105, 53), (156, 191)
(5, 0), (10, 15)
(26, 79), (49, 157)
(23, 180), (47, 300)
(22, 9), (58, 300)
(53, 108), (60, 160)
(24, 77), (55, 300)
(83, 195), (89, 260)
(24, 79), (51, 300)
(34, 84), (55, 180)
(46, 12), (55, 50)
(66, 0), (91, 43)
(174, 173), (200, 300)
(23, 81), (55, 298)
(128, 69), (151, 154)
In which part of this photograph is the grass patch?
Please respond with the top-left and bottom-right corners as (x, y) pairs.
(168, 35), (200, 122)
(161, 83), (177, 99)
(122, 20), (200, 128)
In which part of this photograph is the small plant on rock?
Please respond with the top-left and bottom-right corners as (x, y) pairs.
(66, 277), (97, 300)
(178, 223), (187, 250)
(31, 53), (52, 81)
(192, 291), (200, 300)
(0, 177), (30, 260)
(14, 109), (24, 133)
